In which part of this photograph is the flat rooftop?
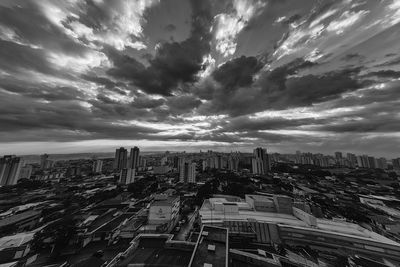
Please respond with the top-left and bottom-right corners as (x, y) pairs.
(200, 197), (400, 248)
(96, 213), (133, 233)
(117, 236), (192, 267)
(189, 226), (228, 267)
(200, 199), (306, 227)
(0, 232), (34, 250)
(282, 219), (400, 247)
(86, 209), (119, 233)
(245, 194), (274, 202)
(152, 196), (179, 206)
(0, 210), (41, 228)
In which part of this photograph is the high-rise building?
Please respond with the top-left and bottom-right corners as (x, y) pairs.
(19, 165), (33, 179)
(252, 147), (270, 175)
(114, 147), (128, 171)
(139, 156), (147, 168)
(92, 159), (103, 173)
(335, 152), (342, 160)
(357, 155), (370, 168)
(347, 153), (357, 168)
(160, 156), (168, 166)
(119, 168), (135, 184)
(376, 157), (388, 170)
(128, 147), (140, 170)
(0, 155), (23, 185)
(228, 154), (239, 171)
(179, 160), (196, 183)
(393, 158), (400, 170)
(368, 156), (376, 169)
(40, 154), (49, 170)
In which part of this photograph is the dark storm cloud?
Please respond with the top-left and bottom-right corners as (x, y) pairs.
(215, 116), (322, 133)
(199, 58), (359, 117)
(0, 92), (162, 141)
(318, 115), (400, 133)
(263, 59), (317, 90)
(323, 80), (400, 109)
(369, 70), (400, 79)
(281, 68), (363, 106)
(106, 0), (212, 96)
(195, 55), (264, 100)
(131, 96), (165, 109)
(212, 56), (263, 89)
(0, 0), (399, 156)
(165, 95), (202, 114)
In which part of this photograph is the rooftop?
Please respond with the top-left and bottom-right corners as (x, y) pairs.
(84, 209), (120, 233)
(151, 195), (179, 206)
(200, 199), (306, 227)
(116, 235), (193, 267)
(200, 195), (400, 249)
(0, 210), (41, 228)
(0, 232), (34, 251)
(189, 226), (228, 267)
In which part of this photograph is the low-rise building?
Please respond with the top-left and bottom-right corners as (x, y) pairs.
(189, 225), (229, 267)
(0, 232), (34, 264)
(0, 210), (41, 233)
(147, 194), (180, 233)
(199, 194), (400, 264)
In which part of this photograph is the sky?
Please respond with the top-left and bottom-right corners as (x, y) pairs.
(0, 0), (399, 157)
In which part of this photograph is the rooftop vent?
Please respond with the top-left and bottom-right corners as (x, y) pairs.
(257, 249), (267, 257)
(207, 244), (216, 252)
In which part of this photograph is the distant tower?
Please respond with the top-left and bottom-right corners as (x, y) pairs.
(252, 147), (270, 175)
(92, 159), (103, 173)
(179, 159), (196, 184)
(128, 147), (140, 170)
(40, 154), (49, 170)
(335, 152), (342, 160)
(114, 147), (128, 171)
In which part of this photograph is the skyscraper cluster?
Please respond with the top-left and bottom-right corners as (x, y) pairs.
(291, 151), (392, 170)
(114, 146), (140, 184)
(201, 152), (240, 171)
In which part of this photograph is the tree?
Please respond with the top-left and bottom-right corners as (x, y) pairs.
(32, 216), (77, 255)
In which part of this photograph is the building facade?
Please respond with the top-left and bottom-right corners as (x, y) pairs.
(252, 147), (270, 175)
(128, 146), (140, 170)
(0, 155), (23, 185)
(114, 147), (128, 171)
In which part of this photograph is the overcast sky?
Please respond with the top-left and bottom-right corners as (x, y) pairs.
(0, 0), (399, 157)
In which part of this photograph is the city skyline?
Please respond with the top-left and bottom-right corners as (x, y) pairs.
(0, 142), (399, 160)
(1, 0), (400, 157)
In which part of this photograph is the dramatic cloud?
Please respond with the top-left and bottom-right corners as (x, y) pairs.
(0, 0), (399, 157)
(214, 0), (266, 57)
(105, 0), (212, 96)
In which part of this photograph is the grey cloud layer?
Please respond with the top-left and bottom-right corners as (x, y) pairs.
(0, 0), (399, 156)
